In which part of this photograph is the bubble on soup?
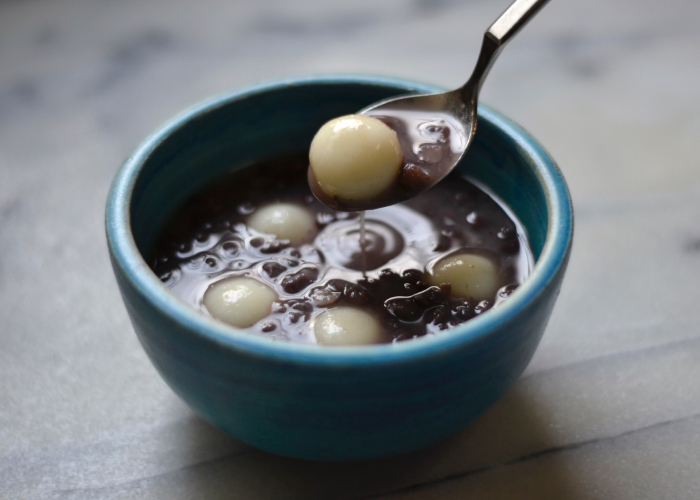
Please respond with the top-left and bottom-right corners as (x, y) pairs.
(247, 203), (316, 246)
(314, 307), (382, 346)
(428, 252), (499, 302)
(203, 276), (277, 328)
(309, 114), (403, 201)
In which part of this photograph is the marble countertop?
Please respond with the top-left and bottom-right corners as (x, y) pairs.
(2, 0), (699, 498)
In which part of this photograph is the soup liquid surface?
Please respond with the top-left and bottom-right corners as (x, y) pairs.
(150, 154), (533, 344)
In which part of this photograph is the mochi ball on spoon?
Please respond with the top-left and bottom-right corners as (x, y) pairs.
(204, 276), (277, 328)
(314, 307), (382, 346)
(309, 114), (403, 201)
(428, 252), (499, 302)
(247, 203), (316, 246)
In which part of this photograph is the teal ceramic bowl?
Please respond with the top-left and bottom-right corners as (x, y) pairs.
(106, 75), (573, 461)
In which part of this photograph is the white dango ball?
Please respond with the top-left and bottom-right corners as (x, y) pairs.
(247, 203), (316, 246)
(309, 114), (403, 201)
(428, 253), (499, 302)
(314, 307), (382, 346)
(203, 276), (277, 328)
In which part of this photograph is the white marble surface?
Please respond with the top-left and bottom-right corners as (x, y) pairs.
(2, 0), (700, 498)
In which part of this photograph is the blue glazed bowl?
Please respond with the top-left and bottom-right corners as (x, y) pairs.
(106, 75), (573, 461)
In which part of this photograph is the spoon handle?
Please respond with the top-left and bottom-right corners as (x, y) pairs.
(462, 0), (550, 97)
(488, 0), (550, 45)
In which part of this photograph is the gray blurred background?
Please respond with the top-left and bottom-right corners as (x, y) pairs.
(2, 0), (700, 498)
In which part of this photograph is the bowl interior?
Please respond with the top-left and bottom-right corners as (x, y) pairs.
(129, 78), (550, 264)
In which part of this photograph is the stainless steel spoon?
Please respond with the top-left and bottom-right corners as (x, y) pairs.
(309, 0), (550, 211)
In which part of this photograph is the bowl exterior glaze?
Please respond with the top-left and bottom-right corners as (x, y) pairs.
(106, 75), (573, 461)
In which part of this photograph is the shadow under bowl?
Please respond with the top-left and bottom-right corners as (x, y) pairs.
(105, 75), (573, 461)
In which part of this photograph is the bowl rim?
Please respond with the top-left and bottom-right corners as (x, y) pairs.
(106, 74), (573, 368)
